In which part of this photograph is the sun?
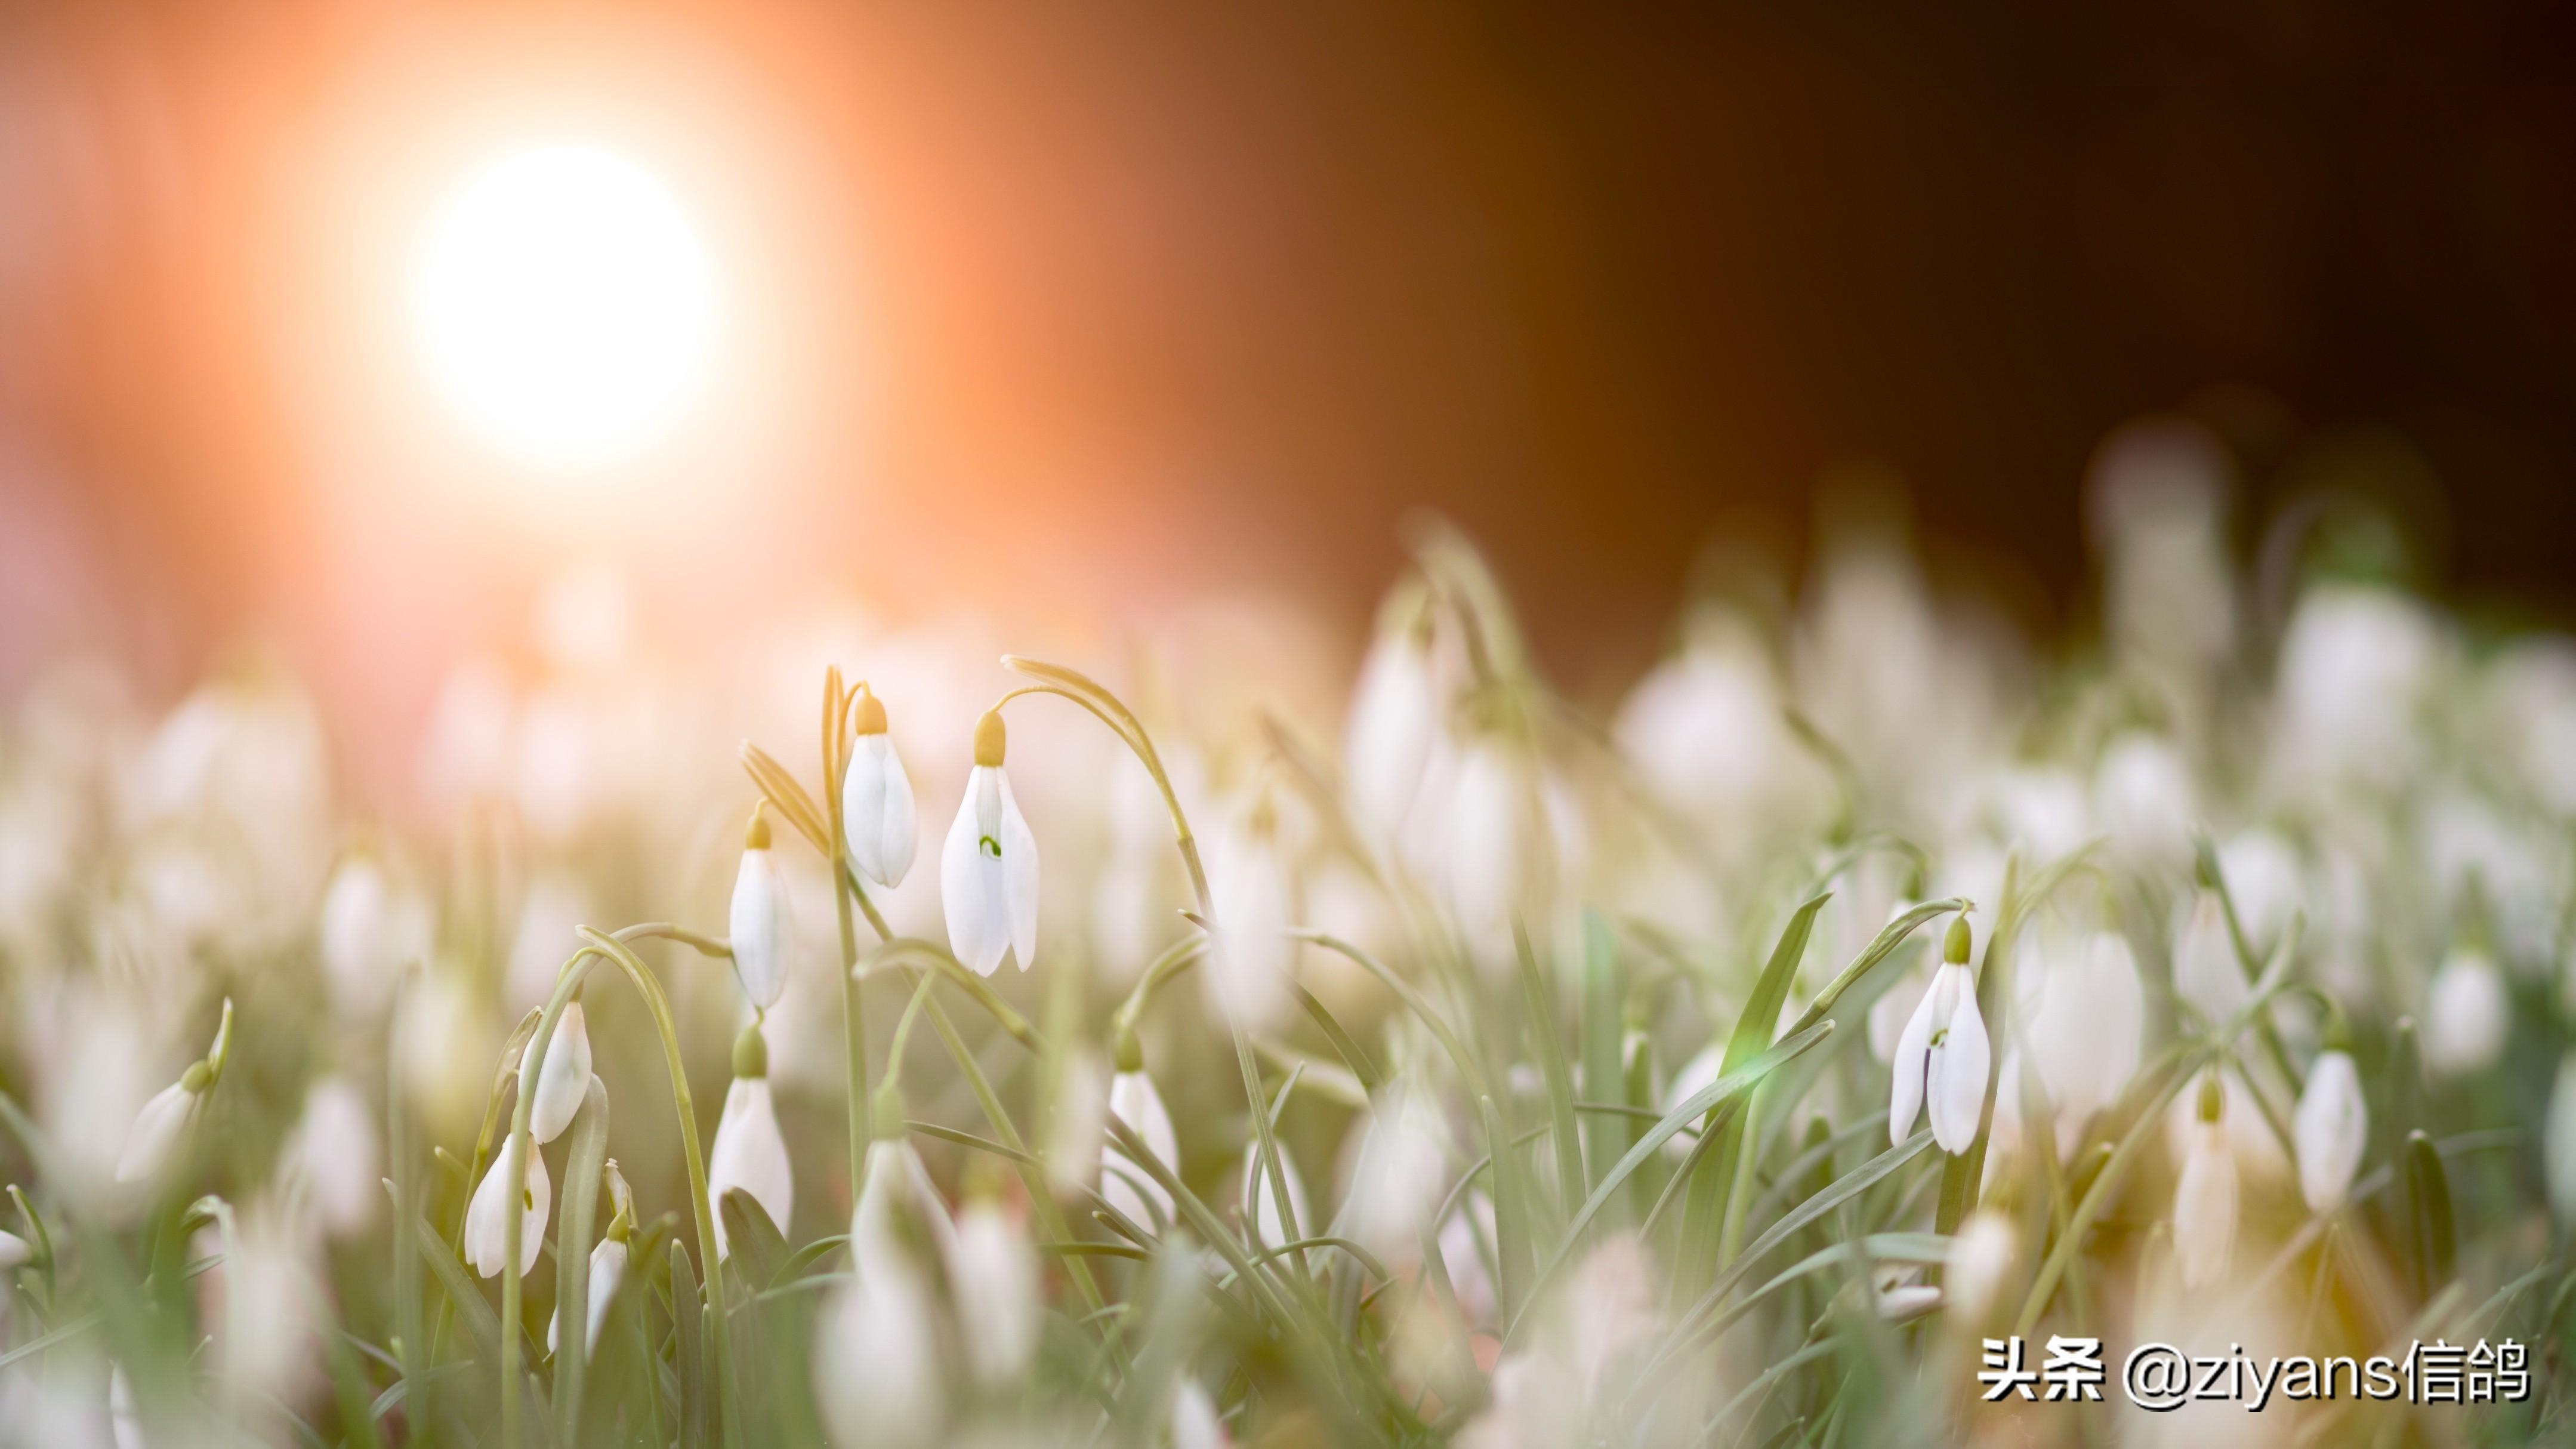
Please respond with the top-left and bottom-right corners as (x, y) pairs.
(419, 146), (712, 463)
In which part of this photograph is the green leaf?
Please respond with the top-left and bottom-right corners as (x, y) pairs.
(1512, 1018), (1837, 1340)
(718, 1189), (789, 1290)
(670, 1240), (707, 1449)
(2403, 1129), (2457, 1300)
(554, 1075), (612, 1443)
(1295, 984), (1382, 1094)
(1516, 920), (1588, 1220)
(1581, 911), (1625, 1188)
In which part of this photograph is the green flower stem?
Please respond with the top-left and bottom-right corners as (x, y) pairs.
(994, 657), (1304, 1292)
(820, 673), (874, 1192)
(2012, 1049), (2208, 1337)
(501, 928), (745, 1449)
(1107, 935), (1213, 1044)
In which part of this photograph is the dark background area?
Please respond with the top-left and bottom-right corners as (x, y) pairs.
(2, 0), (2572, 705)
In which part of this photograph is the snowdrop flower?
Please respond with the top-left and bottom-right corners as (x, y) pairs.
(841, 685), (918, 888)
(1171, 1377), (1229, 1449)
(1873, 1266), (1941, 1322)
(2293, 1041), (2367, 1214)
(815, 1255), (942, 1449)
(2218, 829), (2303, 957)
(0, 1227), (30, 1269)
(2093, 732), (2196, 866)
(110, 1364), (140, 1449)
(2271, 584), (2440, 795)
(941, 710), (1038, 975)
(465, 1134), (551, 1278)
(319, 854), (426, 1019)
(1947, 1208), (2018, 1325)
(852, 1128), (960, 1283)
(2172, 1076), (2237, 1290)
(729, 812), (788, 1010)
(116, 997), (232, 1185)
(1890, 917), (1990, 1154)
(2547, 1055), (2576, 1230)
(942, 1189), (1039, 1385)
(2422, 947), (2508, 1076)
(1241, 1145), (1312, 1255)
(2026, 932), (2145, 1157)
(1102, 1044), (1179, 1231)
(1345, 585), (1441, 838)
(278, 1074), (380, 1236)
(1338, 1078), (1451, 1261)
(2171, 890), (2250, 1032)
(708, 1022), (792, 1259)
(1205, 801), (1294, 1028)
(525, 1000), (592, 1145)
(549, 1188), (631, 1364)
(1867, 963), (1930, 1065)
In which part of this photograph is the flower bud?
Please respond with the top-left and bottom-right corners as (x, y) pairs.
(708, 1044), (792, 1260)
(843, 686), (919, 888)
(729, 812), (789, 1010)
(464, 1135), (551, 1279)
(2172, 1077), (2236, 1288)
(942, 721), (1039, 976)
(525, 1001), (592, 1145)
(2293, 1048), (2368, 1214)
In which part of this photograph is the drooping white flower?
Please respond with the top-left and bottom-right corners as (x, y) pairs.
(525, 1001), (593, 1145)
(1889, 918), (1990, 1154)
(2422, 947), (2509, 1076)
(548, 1234), (628, 1362)
(2293, 1048), (2368, 1214)
(852, 1135), (960, 1284)
(2172, 1078), (2236, 1290)
(1440, 737), (1523, 944)
(1345, 588), (1442, 838)
(279, 1074), (381, 1236)
(1867, 963), (1930, 1065)
(2547, 1055), (2576, 1230)
(815, 1255), (941, 1449)
(116, 1078), (205, 1187)
(1946, 1208), (2018, 1325)
(116, 1000), (231, 1186)
(319, 854), (427, 1019)
(2271, 584), (2441, 796)
(1171, 1376), (1230, 1449)
(2026, 931), (2145, 1158)
(2219, 829), (2304, 957)
(940, 711), (1038, 976)
(2093, 731), (2196, 866)
(1240, 1146), (1312, 1255)
(465, 1134), (551, 1278)
(1874, 1268), (1942, 1322)
(708, 1026), (792, 1260)
(2171, 890), (2251, 1032)
(842, 685), (918, 888)
(1205, 804), (1294, 1029)
(1338, 1078), (1451, 1262)
(942, 1196), (1039, 1385)
(729, 813), (789, 1010)
(1102, 1063), (1179, 1231)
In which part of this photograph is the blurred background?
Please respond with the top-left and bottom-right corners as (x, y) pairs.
(4, 0), (2574, 803)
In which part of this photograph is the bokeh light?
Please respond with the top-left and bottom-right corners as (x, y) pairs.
(418, 146), (712, 463)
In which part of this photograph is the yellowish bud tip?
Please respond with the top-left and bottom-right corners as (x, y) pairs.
(745, 809), (770, 851)
(1113, 1025), (1144, 1074)
(854, 686), (888, 736)
(733, 1021), (769, 1079)
(973, 710), (1007, 767)
(2196, 1074), (2225, 1124)
(1943, 915), (1972, 965)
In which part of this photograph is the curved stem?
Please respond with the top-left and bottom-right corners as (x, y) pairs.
(996, 658), (1306, 1288)
(548, 927), (744, 1449)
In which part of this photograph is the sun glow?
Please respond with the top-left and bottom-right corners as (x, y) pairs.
(419, 146), (712, 463)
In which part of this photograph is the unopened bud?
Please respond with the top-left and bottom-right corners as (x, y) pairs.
(974, 710), (1007, 767)
(853, 685), (888, 735)
(732, 1021), (769, 1080)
